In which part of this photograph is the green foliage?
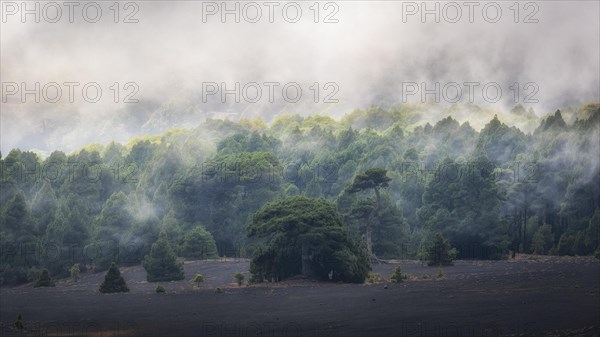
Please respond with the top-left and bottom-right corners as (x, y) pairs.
(557, 233), (576, 256)
(422, 233), (457, 266)
(143, 235), (185, 282)
(180, 226), (218, 259)
(99, 263), (129, 293)
(418, 156), (508, 259)
(390, 267), (407, 283)
(348, 168), (391, 193)
(248, 196), (370, 283)
(234, 272), (245, 286)
(366, 272), (382, 283)
(531, 224), (553, 254)
(194, 274), (204, 287)
(33, 269), (55, 288)
(214, 287), (223, 293)
(1, 106), (599, 284)
(69, 264), (80, 282)
(155, 285), (166, 293)
(346, 168), (393, 257)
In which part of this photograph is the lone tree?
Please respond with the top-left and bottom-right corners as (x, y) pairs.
(33, 269), (55, 287)
(248, 196), (370, 283)
(143, 233), (185, 282)
(422, 232), (458, 266)
(347, 168), (391, 258)
(99, 262), (129, 293)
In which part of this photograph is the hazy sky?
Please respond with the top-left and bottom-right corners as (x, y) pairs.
(1, 0), (599, 154)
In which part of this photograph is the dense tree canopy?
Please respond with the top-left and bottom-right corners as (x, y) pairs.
(248, 196), (370, 283)
(1, 103), (598, 284)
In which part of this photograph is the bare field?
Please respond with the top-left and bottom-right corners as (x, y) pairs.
(1, 256), (599, 337)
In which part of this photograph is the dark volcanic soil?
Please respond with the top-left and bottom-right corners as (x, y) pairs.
(1, 256), (599, 337)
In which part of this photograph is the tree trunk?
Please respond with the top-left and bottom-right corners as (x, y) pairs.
(301, 240), (313, 277)
(365, 224), (373, 257)
(365, 188), (383, 258)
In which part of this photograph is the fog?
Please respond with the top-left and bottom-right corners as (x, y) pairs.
(1, 0), (598, 154)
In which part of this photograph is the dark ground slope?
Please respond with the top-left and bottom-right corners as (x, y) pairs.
(1, 256), (598, 337)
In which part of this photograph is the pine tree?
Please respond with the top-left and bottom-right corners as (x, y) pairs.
(143, 234), (185, 282)
(99, 262), (129, 293)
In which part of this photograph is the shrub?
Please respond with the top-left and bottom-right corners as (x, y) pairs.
(69, 264), (80, 282)
(366, 272), (383, 283)
(423, 233), (457, 266)
(33, 269), (55, 288)
(390, 267), (407, 283)
(214, 287), (223, 293)
(436, 265), (444, 279)
(193, 274), (204, 287)
(234, 272), (245, 286)
(594, 246), (600, 260)
(99, 263), (129, 293)
(155, 285), (166, 293)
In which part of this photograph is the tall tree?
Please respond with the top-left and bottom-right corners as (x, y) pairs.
(347, 168), (391, 257)
(143, 233), (185, 282)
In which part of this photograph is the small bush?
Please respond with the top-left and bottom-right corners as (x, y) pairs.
(436, 265), (444, 279)
(155, 285), (166, 293)
(70, 264), (80, 282)
(390, 267), (407, 283)
(193, 274), (204, 287)
(366, 272), (382, 283)
(214, 287), (223, 293)
(33, 269), (55, 288)
(234, 272), (245, 286)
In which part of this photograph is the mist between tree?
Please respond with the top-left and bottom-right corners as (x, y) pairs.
(0, 159), (540, 186)
(1, 105), (598, 285)
(0, 160), (140, 185)
(0, 320), (137, 337)
(395, 160), (538, 184)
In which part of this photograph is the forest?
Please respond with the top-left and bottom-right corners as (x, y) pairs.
(1, 102), (599, 285)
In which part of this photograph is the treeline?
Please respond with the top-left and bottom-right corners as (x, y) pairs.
(1, 103), (599, 284)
